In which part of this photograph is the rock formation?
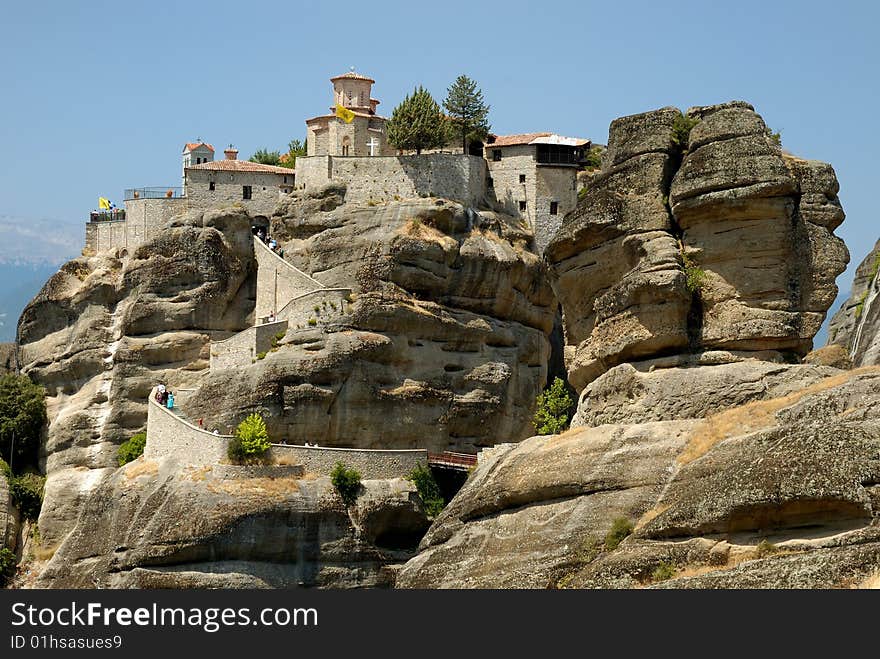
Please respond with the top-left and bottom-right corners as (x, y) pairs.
(397, 364), (880, 589)
(0, 343), (17, 374)
(183, 194), (554, 454)
(16, 209), (256, 545)
(10, 100), (866, 590)
(545, 101), (848, 391)
(37, 455), (429, 588)
(828, 238), (880, 366)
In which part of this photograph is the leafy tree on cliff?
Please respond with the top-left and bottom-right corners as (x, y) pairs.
(386, 86), (448, 155)
(249, 148), (282, 166)
(0, 374), (46, 472)
(443, 75), (491, 154)
(533, 377), (575, 435)
(280, 138), (307, 169)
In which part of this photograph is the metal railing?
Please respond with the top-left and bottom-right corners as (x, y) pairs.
(89, 210), (126, 222)
(428, 451), (478, 470)
(124, 186), (184, 200)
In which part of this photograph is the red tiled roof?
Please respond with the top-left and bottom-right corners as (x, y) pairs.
(487, 133), (552, 148)
(183, 142), (215, 152)
(330, 71), (375, 83)
(487, 133), (590, 148)
(187, 160), (294, 174)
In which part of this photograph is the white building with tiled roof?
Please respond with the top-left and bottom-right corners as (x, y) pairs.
(184, 146), (295, 216)
(485, 132), (590, 252)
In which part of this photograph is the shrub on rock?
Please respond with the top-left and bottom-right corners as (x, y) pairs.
(117, 432), (147, 466)
(331, 462), (362, 506)
(228, 413), (271, 464)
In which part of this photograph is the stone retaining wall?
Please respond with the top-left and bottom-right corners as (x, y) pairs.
(145, 389), (232, 465)
(269, 444), (427, 480)
(85, 198), (186, 255)
(255, 237), (325, 319)
(145, 388), (427, 478)
(210, 320), (289, 370)
(278, 289), (351, 329)
(296, 154), (489, 206)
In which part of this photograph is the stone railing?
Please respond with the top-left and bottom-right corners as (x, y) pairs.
(276, 288), (351, 328)
(145, 387), (232, 466)
(269, 444), (427, 480)
(145, 388), (427, 478)
(255, 237), (326, 319)
(210, 320), (289, 370)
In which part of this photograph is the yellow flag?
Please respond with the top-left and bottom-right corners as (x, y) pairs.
(98, 197), (111, 210)
(335, 103), (355, 124)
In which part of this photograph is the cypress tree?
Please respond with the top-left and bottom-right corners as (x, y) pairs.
(386, 86), (447, 155)
(443, 75), (491, 154)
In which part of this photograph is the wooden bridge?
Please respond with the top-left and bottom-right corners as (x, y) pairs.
(427, 451), (477, 471)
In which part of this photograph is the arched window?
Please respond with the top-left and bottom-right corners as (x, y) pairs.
(341, 136), (351, 157)
(359, 91), (365, 106)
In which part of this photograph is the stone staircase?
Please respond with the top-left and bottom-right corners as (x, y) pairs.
(209, 237), (351, 369)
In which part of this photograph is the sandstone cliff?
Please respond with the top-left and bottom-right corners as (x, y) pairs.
(37, 456), (429, 588)
(828, 238), (880, 366)
(0, 343), (17, 374)
(16, 209), (256, 545)
(545, 102), (848, 391)
(398, 363), (880, 589)
(183, 194), (554, 454)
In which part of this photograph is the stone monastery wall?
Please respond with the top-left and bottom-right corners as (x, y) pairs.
(296, 154), (488, 206)
(145, 388), (427, 478)
(85, 198), (185, 255)
(255, 238), (326, 319)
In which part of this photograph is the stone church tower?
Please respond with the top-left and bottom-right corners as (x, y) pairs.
(305, 71), (391, 157)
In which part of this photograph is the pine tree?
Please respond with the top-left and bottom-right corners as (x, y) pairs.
(443, 75), (491, 154)
(386, 86), (447, 155)
(249, 148), (282, 165)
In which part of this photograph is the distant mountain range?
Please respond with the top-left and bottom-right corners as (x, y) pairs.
(0, 214), (82, 342)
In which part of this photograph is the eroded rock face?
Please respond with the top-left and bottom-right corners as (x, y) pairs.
(184, 197), (554, 453)
(0, 344), (17, 374)
(397, 366), (880, 589)
(546, 101), (848, 391)
(828, 239), (880, 367)
(572, 357), (838, 428)
(545, 108), (691, 391)
(671, 102), (848, 355)
(17, 209), (256, 545)
(36, 456), (429, 588)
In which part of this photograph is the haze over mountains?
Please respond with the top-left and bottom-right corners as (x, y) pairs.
(0, 215), (82, 342)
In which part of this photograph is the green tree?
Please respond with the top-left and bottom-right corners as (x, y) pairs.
(117, 432), (147, 466)
(443, 75), (491, 154)
(280, 138), (307, 169)
(249, 148), (282, 166)
(0, 374), (47, 472)
(227, 413), (271, 464)
(330, 462), (362, 506)
(407, 464), (445, 518)
(0, 547), (16, 587)
(533, 377), (575, 435)
(386, 86), (448, 155)
(8, 473), (44, 522)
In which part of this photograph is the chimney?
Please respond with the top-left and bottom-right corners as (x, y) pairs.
(224, 146), (238, 160)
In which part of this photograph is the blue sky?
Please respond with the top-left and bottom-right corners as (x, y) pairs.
(0, 1), (876, 332)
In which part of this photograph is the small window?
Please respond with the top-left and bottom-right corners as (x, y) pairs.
(550, 201), (559, 215)
(493, 150), (502, 162)
(519, 200), (527, 212)
(209, 181), (215, 191)
(242, 185), (252, 200)
(519, 174), (526, 183)
(283, 176), (288, 184)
